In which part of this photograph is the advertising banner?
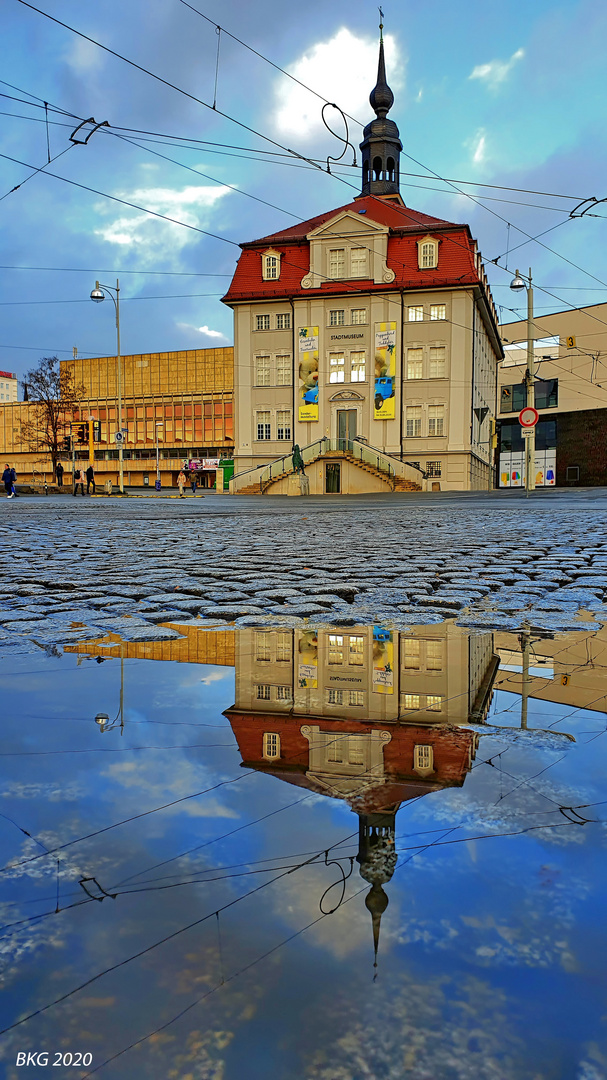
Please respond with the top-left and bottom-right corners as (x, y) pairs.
(298, 629), (318, 688)
(298, 326), (319, 422)
(374, 322), (397, 420)
(372, 626), (394, 694)
(499, 449), (556, 487)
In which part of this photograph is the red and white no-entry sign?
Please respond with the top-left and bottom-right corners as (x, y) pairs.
(519, 406), (539, 427)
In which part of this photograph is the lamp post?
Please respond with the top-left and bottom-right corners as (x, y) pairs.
(509, 268), (535, 493)
(94, 644), (125, 735)
(90, 279), (124, 494)
(155, 421), (164, 490)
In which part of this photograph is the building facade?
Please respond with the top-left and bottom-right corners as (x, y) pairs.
(0, 348), (234, 489)
(223, 39), (503, 494)
(0, 370), (18, 403)
(499, 303), (607, 487)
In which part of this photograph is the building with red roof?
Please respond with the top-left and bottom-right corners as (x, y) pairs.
(223, 33), (503, 495)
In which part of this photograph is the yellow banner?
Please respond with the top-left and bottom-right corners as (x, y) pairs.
(298, 629), (318, 688)
(374, 321), (396, 420)
(298, 326), (319, 422)
(372, 627), (394, 694)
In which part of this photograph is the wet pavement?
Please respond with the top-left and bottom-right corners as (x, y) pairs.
(1, 495), (607, 1078)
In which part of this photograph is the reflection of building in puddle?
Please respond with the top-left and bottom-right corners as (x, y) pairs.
(64, 626), (235, 666)
(495, 625), (607, 718)
(225, 623), (499, 967)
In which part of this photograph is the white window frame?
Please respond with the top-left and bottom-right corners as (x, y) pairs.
(256, 684), (271, 700)
(276, 686), (292, 701)
(350, 248), (367, 277)
(429, 346), (446, 379)
(329, 310), (345, 327)
(276, 312), (291, 330)
(418, 237), (439, 269)
(328, 249), (345, 278)
(328, 634), (344, 665)
(255, 354), (271, 387)
(276, 354), (292, 386)
(263, 732), (280, 758)
(406, 406), (422, 438)
(349, 352), (366, 383)
(408, 305), (424, 322)
(255, 631), (272, 662)
(428, 405), (445, 437)
(262, 250), (281, 281)
(351, 308), (367, 325)
(276, 410), (291, 441)
(329, 353), (346, 384)
(414, 744), (434, 770)
(407, 348), (423, 380)
(276, 632), (291, 662)
(256, 412), (271, 441)
(256, 314), (271, 331)
(430, 304), (446, 321)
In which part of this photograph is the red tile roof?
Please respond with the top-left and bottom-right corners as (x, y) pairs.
(222, 195), (480, 304)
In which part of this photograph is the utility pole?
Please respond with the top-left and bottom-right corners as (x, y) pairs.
(510, 268), (536, 493)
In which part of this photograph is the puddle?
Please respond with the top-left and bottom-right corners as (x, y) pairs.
(0, 620), (606, 1078)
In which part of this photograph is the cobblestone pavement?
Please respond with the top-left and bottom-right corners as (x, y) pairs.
(1, 490), (607, 650)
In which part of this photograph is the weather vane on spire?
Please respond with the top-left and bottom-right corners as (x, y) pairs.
(378, 7), (384, 40)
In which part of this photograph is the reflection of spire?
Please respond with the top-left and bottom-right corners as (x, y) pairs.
(356, 811), (398, 975)
(365, 882), (389, 974)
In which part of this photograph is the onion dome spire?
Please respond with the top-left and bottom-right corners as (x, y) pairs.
(360, 17), (402, 198)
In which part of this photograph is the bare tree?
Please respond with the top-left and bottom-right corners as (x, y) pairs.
(20, 356), (86, 472)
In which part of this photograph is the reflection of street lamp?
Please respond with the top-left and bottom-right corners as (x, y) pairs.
(90, 278), (124, 494)
(94, 646), (125, 734)
(155, 421), (164, 490)
(509, 268), (535, 493)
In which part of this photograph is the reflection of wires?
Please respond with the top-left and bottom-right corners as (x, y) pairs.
(318, 851), (355, 914)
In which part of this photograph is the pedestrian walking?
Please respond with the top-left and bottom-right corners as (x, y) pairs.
(86, 464), (96, 495)
(73, 467), (85, 496)
(56, 462), (64, 488)
(2, 464), (13, 498)
(190, 472), (198, 495)
(9, 466), (17, 497)
(177, 469), (187, 498)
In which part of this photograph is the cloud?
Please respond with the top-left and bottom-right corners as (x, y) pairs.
(469, 48), (525, 90)
(176, 322), (228, 342)
(273, 29), (403, 140)
(472, 131), (487, 165)
(93, 183), (232, 267)
(64, 37), (103, 74)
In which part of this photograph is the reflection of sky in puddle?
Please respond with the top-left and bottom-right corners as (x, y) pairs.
(0, 622), (606, 1079)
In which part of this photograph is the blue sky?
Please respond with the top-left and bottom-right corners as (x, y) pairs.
(1, 0), (607, 384)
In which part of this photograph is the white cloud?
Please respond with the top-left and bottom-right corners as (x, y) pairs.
(473, 131), (487, 165)
(177, 322), (228, 342)
(273, 28), (403, 140)
(469, 48), (524, 90)
(65, 38), (103, 74)
(93, 183), (231, 267)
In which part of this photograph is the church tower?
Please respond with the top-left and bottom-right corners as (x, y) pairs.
(360, 20), (403, 199)
(356, 809), (399, 974)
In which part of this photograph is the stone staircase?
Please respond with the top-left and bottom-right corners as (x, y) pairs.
(232, 440), (423, 494)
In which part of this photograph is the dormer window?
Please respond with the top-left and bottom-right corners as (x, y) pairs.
(328, 249), (345, 278)
(262, 249), (281, 281)
(350, 248), (367, 277)
(417, 236), (439, 270)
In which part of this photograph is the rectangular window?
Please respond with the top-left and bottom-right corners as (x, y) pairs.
(276, 686), (292, 701)
(276, 632), (292, 662)
(426, 695), (443, 712)
(408, 305), (424, 321)
(329, 249), (345, 278)
(263, 732), (280, 758)
(426, 640), (443, 671)
(348, 636), (364, 665)
(264, 256), (278, 280)
(428, 405), (445, 437)
(348, 735), (365, 761)
(328, 634), (344, 664)
(403, 693), (421, 711)
(327, 688), (344, 705)
(255, 355), (271, 387)
(414, 744), (433, 770)
(256, 684), (271, 700)
(430, 304), (446, 321)
(429, 346), (446, 378)
(327, 736), (343, 762)
(350, 352), (366, 382)
(255, 632), (271, 662)
(330, 310), (345, 327)
(535, 379), (559, 410)
(348, 691), (364, 708)
(350, 248), (367, 276)
(406, 406), (422, 438)
(351, 308), (367, 325)
(256, 314), (270, 331)
(276, 354), (292, 386)
(566, 465), (580, 481)
(276, 410), (291, 441)
(329, 353), (346, 383)
(407, 348), (423, 380)
(404, 638), (420, 669)
(420, 242), (437, 269)
(426, 460), (442, 478)
(256, 412), (271, 440)
(276, 312), (291, 330)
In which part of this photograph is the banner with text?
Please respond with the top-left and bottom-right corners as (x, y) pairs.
(372, 627), (394, 694)
(298, 326), (319, 422)
(374, 322), (397, 420)
(298, 629), (318, 688)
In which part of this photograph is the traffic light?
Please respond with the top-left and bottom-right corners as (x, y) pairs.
(92, 420), (101, 442)
(76, 424), (86, 443)
(63, 435), (72, 452)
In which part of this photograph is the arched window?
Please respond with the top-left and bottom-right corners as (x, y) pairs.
(417, 236), (439, 270)
(261, 249), (281, 281)
(373, 156), (383, 182)
(362, 160), (369, 187)
(263, 732), (280, 759)
(386, 157), (395, 182)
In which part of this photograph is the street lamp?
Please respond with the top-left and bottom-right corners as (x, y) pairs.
(155, 421), (164, 490)
(510, 268), (535, 493)
(94, 644), (125, 734)
(90, 278), (124, 494)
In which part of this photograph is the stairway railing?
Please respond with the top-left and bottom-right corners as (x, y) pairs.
(242, 437), (421, 493)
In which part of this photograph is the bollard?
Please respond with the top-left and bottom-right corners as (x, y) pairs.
(105, 480), (113, 495)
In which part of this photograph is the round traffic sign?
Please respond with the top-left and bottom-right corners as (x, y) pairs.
(519, 406), (539, 427)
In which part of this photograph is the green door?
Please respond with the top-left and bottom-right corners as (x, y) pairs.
(337, 409), (356, 447)
(326, 462), (341, 493)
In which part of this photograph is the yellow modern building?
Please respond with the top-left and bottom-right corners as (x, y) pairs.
(0, 347), (234, 489)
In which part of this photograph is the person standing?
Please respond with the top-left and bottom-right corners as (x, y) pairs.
(177, 469), (187, 498)
(56, 462), (64, 488)
(86, 464), (95, 495)
(2, 464), (13, 498)
(73, 467), (85, 496)
(190, 472), (198, 495)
